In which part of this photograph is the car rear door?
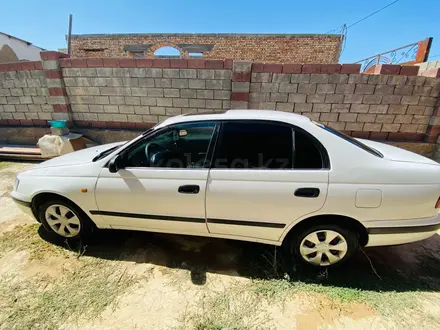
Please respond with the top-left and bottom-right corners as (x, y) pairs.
(206, 120), (329, 242)
(94, 121), (218, 235)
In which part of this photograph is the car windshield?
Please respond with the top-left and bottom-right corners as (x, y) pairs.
(92, 128), (156, 162)
(314, 122), (383, 158)
(92, 143), (125, 162)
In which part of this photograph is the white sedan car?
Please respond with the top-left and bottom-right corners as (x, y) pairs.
(12, 110), (440, 267)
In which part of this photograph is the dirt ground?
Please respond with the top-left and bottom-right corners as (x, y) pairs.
(1, 161), (440, 330)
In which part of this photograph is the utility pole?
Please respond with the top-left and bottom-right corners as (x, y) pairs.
(67, 14), (73, 56)
(337, 24), (347, 62)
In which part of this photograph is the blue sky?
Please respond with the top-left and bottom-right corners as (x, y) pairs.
(1, 0), (439, 63)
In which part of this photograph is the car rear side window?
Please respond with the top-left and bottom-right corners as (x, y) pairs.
(293, 129), (324, 169)
(316, 123), (383, 158)
(212, 122), (293, 169)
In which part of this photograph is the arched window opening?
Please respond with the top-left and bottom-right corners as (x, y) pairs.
(154, 46), (181, 58)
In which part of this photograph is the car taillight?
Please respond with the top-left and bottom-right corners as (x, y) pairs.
(436, 197), (440, 209)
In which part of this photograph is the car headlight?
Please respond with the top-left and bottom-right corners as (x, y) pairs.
(14, 178), (20, 191)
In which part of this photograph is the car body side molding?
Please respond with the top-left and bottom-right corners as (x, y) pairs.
(90, 210), (286, 228)
(207, 218), (286, 228)
(90, 210), (205, 223)
(367, 224), (440, 235)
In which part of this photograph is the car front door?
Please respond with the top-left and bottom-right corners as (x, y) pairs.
(94, 121), (217, 235)
(206, 120), (329, 242)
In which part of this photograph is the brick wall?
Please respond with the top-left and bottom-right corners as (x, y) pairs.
(70, 33), (342, 64)
(1, 52), (440, 159)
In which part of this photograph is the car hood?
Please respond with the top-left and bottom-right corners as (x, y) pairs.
(358, 139), (439, 166)
(30, 142), (125, 169)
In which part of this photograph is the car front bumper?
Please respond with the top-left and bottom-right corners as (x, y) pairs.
(365, 213), (440, 247)
(11, 191), (34, 218)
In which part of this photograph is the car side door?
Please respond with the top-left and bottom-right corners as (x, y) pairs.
(206, 120), (329, 242)
(94, 121), (218, 235)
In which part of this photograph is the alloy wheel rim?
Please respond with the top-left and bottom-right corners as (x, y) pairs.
(45, 204), (81, 238)
(299, 230), (348, 266)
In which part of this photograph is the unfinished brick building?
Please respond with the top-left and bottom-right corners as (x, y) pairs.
(70, 33), (342, 64)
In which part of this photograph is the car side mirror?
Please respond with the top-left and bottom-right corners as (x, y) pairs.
(108, 155), (125, 173)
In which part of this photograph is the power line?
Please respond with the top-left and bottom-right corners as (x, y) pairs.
(347, 0), (400, 29)
(325, 26), (343, 34)
(325, 25), (345, 35)
(325, 0), (400, 33)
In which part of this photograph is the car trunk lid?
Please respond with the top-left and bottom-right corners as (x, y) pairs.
(357, 139), (439, 166)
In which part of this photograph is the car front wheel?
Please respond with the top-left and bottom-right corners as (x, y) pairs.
(38, 199), (94, 239)
(288, 224), (359, 267)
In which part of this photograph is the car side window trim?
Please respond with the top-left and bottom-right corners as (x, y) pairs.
(292, 125), (330, 170)
(204, 122), (221, 169)
(114, 120), (220, 170)
(209, 119), (330, 171)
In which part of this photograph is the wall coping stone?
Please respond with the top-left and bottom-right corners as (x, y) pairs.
(71, 33), (342, 39)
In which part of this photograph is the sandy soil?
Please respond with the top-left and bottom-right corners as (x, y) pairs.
(1, 161), (439, 330)
(0, 162), (35, 231)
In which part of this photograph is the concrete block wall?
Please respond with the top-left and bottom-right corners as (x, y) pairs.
(0, 61), (54, 125)
(417, 60), (440, 74)
(436, 136), (440, 161)
(59, 58), (232, 129)
(244, 63), (440, 143)
(0, 52), (439, 159)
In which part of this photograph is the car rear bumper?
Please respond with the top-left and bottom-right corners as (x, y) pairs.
(365, 214), (440, 247)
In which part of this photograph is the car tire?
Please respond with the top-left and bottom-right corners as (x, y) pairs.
(38, 199), (95, 240)
(286, 224), (359, 268)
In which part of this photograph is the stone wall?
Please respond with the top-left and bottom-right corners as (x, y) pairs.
(70, 33), (342, 64)
(0, 52), (439, 159)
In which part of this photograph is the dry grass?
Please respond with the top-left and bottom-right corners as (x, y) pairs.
(251, 277), (419, 316)
(177, 281), (272, 330)
(0, 225), (139, 329)
(0, 162), (9, 170)
(175, 274), (439, 330)
(0, 260), (137, 329)
(1, 223), (440, 329)
(238, 245), (440, 329)
(0, 224), (66, 260)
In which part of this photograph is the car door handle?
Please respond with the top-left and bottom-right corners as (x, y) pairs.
(178, 185), (200, 194)
(295, 188), (320, 198)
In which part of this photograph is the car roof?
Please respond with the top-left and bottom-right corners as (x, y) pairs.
(155, 109), (311, 129)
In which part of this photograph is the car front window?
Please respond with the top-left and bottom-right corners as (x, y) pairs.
(124, 122), (217, 168)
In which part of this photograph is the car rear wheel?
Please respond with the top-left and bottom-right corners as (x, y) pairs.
(288, 224), (359, 267)
(38, 199), (94, 239)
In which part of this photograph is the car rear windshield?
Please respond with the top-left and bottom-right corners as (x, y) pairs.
(315, 122), (383, 158)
